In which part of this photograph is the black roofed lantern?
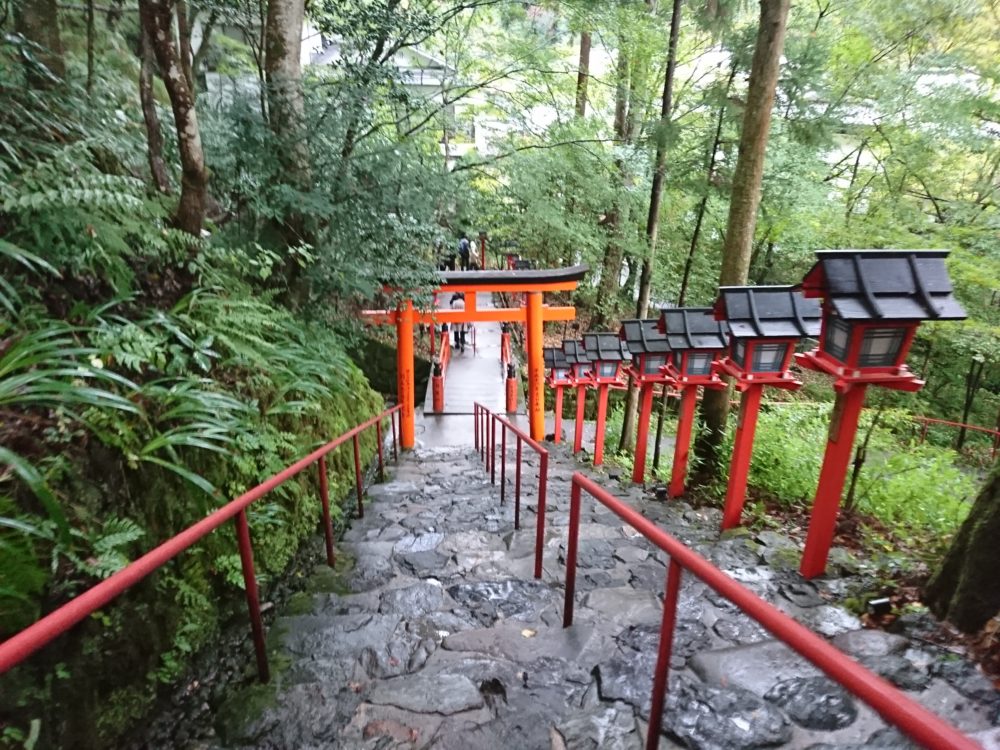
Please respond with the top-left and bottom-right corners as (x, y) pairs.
(795, 250), (966, 580)
(657, 308), (728, 499)
(583, 332), (630, 385)
(544, 347), (573, 387)
(658, 308), (728, 384)
(715, 286), (822, 386)
(798, 250), (966, 390)
(582, 333), (631, 466)
(562, 339), (592, 455)
(620, 319), (673, 383)
(712, 287), (822, 532)
(544, 347), (573, 445)
(620, 319), (675, 484)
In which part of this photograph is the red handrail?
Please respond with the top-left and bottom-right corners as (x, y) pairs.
(0, 405), (401, 680)
(473, 402), (548, 579)
(914, 416), (1000, 458)
(563, 472), (978, 750)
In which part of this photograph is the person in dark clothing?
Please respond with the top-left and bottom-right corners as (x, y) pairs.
(450, 293), (466, 352)
(457, 232), (471, 271)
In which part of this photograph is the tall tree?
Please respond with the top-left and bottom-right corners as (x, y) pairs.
(693, 0), (791, 482)
(138, 0), (209, 236)
(619, 0), (683, 453)
(139, 28), (173, 194)
(575, 31), (592, 118)
(925, 471), (1000, 633)
(591, 44), (632, 329)
(265, 0), (311, 211)
(14, 0), (65, 86)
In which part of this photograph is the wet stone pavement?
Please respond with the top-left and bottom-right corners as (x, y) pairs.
(213, 443), (1000, 750)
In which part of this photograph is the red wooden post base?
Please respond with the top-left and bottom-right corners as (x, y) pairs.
(721, 385), (764, 530)
(431, 374), (445, 413)
(573, 385), (587, 453)
(505, 374), (518, 413)
(553, 386), (563, 444)
(631, 383), (656, 483)
(669, 386), (699, 497)
(593, 384), (610, 465)
(800, 385), (868, 579)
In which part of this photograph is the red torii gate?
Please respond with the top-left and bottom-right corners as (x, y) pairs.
(362, 266), (587, 448)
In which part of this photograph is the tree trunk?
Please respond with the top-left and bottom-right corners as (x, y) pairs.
(265, 0), (308, 173)
(693, 0), (790, 485)
(575, 31), (591, 118)
(139, 0), (208, 236)
(176, 0), (195, 92)
(15, 0), (65, 86)
(677, 62), (736, 305)
(86, 0), (95, 93)
(592, 45), (632, 329)
(956, 357), (985, 451)
(139, 27), (172, 194)
(925, 471), (1000, 633)
(620, 0), (683, 454)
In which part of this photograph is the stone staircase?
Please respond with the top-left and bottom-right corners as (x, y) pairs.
(213, 444), (999, 750)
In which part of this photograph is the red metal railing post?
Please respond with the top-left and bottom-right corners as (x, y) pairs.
(533, 451), (547, 580)
(391, 410), (398, 461)
(490, 416), (497, 484)
(645, 559), (683, 749)
(562, 479), (581, 628)
(234, 509), (269, 683)
(317, 457), (335, 567)
(352, 434), (364, 518)
(514, 437), (522, 530)
(474, 404), (479, 451)
(500, 426), (507, 504)
(375, 420), (385, 481)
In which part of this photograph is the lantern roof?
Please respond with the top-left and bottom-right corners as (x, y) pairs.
(715, 286), (822, 340)
(562, 339), (591, 365)
(513, 258), (535, 270)
(799, 250), (966, 321)
(619, 319), (671, 355)
(658, 307), (729, 351)
(544, 346), (570, 370)
(583, 332), (631, 362)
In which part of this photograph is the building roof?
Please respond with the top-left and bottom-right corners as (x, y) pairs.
(799, 250), (967, 321)
(715, 286), (822, 340)
(583, 332), (631, 362)
(544, 347), (570, 370)
(562, 340), (591, 365)
(657, 308), (729, 351)
(619, 319), (671, 355)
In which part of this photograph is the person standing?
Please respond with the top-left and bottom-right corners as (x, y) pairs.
(457, 232), (471, 271)
(450, 292), (467, 352)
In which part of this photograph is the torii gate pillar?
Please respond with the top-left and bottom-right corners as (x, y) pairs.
(396, 300), (416, 449)
(526, 291), (545, 441)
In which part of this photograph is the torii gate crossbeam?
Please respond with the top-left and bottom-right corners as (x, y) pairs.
(362, 265), (587, 448)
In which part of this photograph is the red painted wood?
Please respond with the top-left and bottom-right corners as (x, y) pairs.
(800, 385), (868, 578)
(632, 383), (656, 483)
(573, 385), (586, 454)
(668, 387), (698, 497)
(721, 384), (764, 530)
(593, 384), (610, 465)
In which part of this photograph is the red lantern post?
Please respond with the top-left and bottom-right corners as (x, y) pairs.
(562, 340), (592, 454)
(583, 333), (630, 466)
(796, 251), (966, 578)
(712, 286), (822, 530)
(657, 308), (728, 498)
(620, 319), (674, 483)
(544, 347), (574, 443)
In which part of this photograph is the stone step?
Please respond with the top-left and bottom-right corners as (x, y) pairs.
(208, 437), (996, 750)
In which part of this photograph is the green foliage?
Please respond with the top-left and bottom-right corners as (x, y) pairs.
(733, 404), (977, 548)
